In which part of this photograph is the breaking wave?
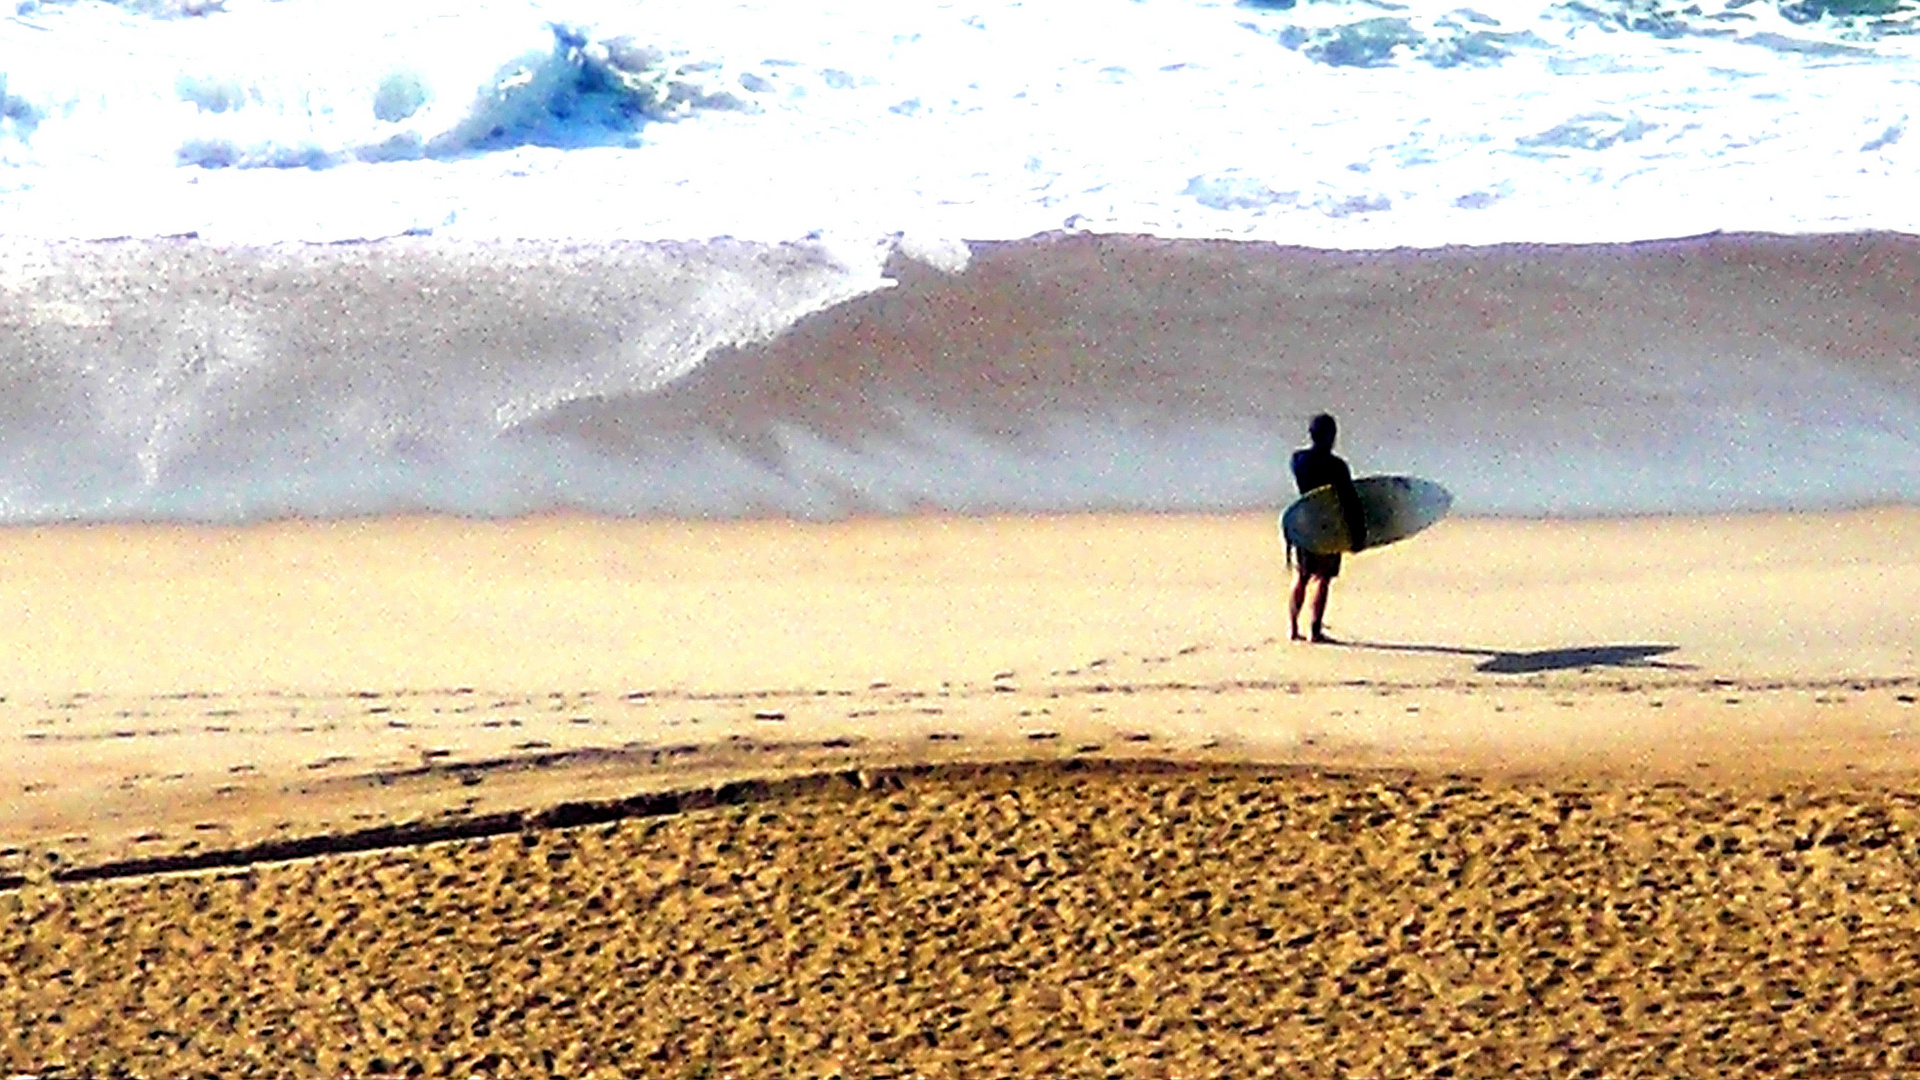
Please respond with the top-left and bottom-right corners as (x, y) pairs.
(2, 231), (1918, 523)
(5, 0), (1919, 245)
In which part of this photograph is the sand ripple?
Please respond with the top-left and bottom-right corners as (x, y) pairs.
(6, 762), (1920, 1078)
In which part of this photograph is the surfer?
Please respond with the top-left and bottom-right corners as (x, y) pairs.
(1289, 413), (1366, 643)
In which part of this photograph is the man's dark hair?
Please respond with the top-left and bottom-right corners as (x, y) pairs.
(1308, 413), (1337, 449)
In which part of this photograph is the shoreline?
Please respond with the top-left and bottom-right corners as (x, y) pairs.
(3, 505), (1916, 876)
(0, 504), (1915, 689)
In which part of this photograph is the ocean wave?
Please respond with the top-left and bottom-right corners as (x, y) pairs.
(3, 0), (1918, 245)
(1239, 0), (1920, 72)
(2, 232), (1917, 523)
(4, 8), (755, 173)
(166, 23), (760, 168)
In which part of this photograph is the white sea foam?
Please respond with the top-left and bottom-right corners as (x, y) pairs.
(3, 0), (1918, 244)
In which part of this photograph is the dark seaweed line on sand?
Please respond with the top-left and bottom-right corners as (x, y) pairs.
(24, 773), (863, 890)
(2, 759), (1343, 893)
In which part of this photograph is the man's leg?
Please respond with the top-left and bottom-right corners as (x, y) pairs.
(1289, 568), (1311, 641)
(1309, 575), (1333, 642)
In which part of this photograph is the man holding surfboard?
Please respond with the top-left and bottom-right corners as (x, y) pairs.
(1288, 413), (1366, 643)
(1280, 420), (1454, 642)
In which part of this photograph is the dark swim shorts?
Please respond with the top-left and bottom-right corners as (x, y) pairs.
(1296, 548), (1342, 579)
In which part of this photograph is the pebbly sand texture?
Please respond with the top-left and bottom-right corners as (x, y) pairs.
(8, 763), (1920, 1077)
(3, 509), (1920, 1076)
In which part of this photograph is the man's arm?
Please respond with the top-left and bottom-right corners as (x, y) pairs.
(1333, 462), (1368, 552)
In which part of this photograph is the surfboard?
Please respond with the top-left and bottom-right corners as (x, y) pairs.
(1280, 475), (1452, 556)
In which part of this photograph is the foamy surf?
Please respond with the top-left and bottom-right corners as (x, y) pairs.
(2, 0), (1918, 244)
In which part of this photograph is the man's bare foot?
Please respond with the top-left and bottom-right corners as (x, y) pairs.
(1290, 629), (1306, 642)
(1310, 628), (1335, 644)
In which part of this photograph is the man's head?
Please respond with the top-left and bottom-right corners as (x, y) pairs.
(1308, 413), (1337, 450)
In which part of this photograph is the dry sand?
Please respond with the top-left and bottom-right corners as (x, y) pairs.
(2, 508), (1919, 1076)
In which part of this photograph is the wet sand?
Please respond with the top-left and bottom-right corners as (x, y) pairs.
(2, 509), (1919, 1076)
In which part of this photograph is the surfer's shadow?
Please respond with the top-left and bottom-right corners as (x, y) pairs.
(1334, 640), (1694, 674)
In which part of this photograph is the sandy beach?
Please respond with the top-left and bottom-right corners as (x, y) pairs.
(3, 508), (1919, 1076)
